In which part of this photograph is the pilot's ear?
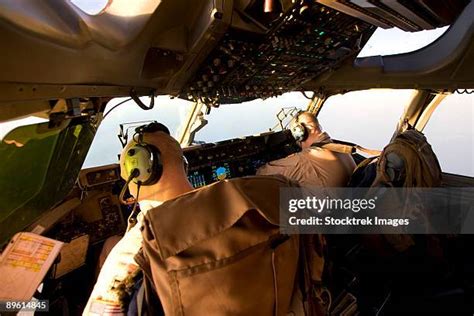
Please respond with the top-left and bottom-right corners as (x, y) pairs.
(303, 123), (313, 133)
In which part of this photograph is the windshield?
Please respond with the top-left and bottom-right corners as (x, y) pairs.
(0, 118), (96, 245)
(83, 93), (310, 168)
(196, 92), (309, 143)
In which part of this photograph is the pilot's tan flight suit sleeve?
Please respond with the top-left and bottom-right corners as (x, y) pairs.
(257, 153), (301, 179)
(256, 151), (329, 187)
(257, 148), (356, 187)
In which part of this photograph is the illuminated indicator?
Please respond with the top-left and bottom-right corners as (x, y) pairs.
(215, 167), (228, 180)
(188, 172), (206, 188)
(211, 164), (231, 182)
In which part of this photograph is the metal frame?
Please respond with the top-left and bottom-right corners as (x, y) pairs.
(177, 101), (208, 146)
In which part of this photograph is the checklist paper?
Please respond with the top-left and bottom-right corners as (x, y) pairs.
(0, 232), (63, 300)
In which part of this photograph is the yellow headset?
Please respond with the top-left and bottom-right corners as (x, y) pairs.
(119, 122), (171, 227)
(122, 122), (170, 186)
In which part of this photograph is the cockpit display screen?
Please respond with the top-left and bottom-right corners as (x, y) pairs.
(212, 163), (231, 181)
(187, 163), (232, 188)
(188, 171), (207, 188)
(183, 130), (298, 188)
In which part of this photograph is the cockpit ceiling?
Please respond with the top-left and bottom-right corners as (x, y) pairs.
(0, 0), (471, 105)
(176, 0), (470, 105)
(178, 1), (377, 105)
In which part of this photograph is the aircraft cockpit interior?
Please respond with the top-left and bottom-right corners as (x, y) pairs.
(0, 0), (474, 315)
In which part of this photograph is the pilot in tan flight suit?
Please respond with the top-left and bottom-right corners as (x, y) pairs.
(84, 123), (313, 316)
(256, 111), (356, 313)
(257, 111), (356, 187)
(83, 126), (194, 315)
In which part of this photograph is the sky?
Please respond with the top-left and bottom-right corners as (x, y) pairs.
(0, 5), (472, 176)
(70, 0), (109, 15)
(358, 26), (448, 56)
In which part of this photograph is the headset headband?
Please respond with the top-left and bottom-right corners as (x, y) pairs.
(135, 122), (170, 136)
(134, 122), (170, 144)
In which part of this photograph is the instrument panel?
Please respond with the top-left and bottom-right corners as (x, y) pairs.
(79, 130), (298, 190)
(183, 130), (298, 187)
(78, 164), (121, 189)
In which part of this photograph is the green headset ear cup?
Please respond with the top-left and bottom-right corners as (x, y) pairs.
(145, 144), (163, 185)
(123, 144), (163, 185)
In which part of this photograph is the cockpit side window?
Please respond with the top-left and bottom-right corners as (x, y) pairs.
(83, 96), (194, 168)
(317, 89), (414, 150)
(422, 93), (474, 177)
(0, 118), (95, 246)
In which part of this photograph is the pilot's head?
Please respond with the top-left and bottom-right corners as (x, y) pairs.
(119, 126), (192, 203)
(290, 111), (323, 149)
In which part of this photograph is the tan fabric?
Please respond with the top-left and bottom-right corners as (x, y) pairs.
(137, 176), (303, 316)
(256, 133), (354, 313)
(257, 141), (356, 187)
